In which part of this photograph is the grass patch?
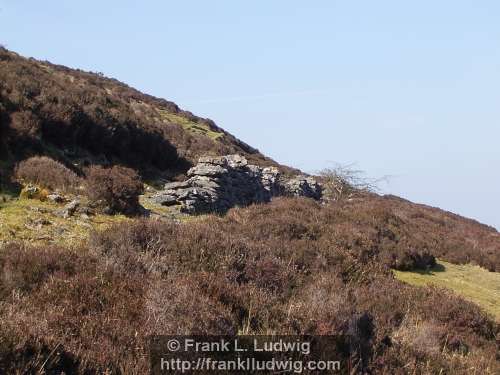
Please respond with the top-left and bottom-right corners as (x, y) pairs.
(394, 260), (500, 321)
(0, 197), (129, 247)
(158, 110), (223, 140)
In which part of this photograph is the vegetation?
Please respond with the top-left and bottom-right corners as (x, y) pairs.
(14, 156), (80, 192)
(84, 165), (144, 215)
(320, 163), (388, 202)
(0, 47), (282, 182)
(0, 47), (498, 374)
(158, 110), (224, 140)
(0, 195), (128, 247)
(395, 260), (500, 321)
(0, 197), (498, 373)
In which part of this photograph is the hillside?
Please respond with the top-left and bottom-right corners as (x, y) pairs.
(0, 49), (499, 374)
(0, 47), (294, 183)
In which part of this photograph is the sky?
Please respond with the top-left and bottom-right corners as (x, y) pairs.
(1, 1), (499, 229)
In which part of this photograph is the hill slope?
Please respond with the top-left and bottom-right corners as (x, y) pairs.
(0, 48), (499, 374)
(0, 47), (293, 181)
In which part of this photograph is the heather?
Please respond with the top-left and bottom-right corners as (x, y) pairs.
(0, 197), (498, 374)
(0, 47), (289, 178)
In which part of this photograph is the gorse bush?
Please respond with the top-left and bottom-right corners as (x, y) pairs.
(14, 156), (80, 191)
(84, 165), (144, 215)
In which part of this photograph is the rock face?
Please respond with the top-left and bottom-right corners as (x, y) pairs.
(152, 155), (322, 214)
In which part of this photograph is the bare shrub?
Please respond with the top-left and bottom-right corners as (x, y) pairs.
(14, 156), (80, 192)
(84, 165), (144, 215)
(320, 163), (387, 202)
(393, 319), (445, 356)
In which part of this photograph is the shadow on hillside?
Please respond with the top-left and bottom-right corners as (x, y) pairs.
(412, 263), (446, 275)
(41, 111), (192, 175)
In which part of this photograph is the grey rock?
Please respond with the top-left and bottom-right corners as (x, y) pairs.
(47, 193), (64, 203)
(284, 176), (322, 200)
(58, 199), (80, 218)
(65, 199), (80, 212)
(151, 193), (179, 206)
(224, 154), (248, 168)
(24, 184), (39, 195)
(198, 156), (225, 165)
(190, 175), (219, 187)
(164, 181), (191, 190)
(187, 164), (227, 177)
(152, 154), (322, 214)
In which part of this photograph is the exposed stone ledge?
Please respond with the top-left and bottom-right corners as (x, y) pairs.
(152, 155), (322, 214)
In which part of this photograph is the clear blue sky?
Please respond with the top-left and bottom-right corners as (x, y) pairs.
(2, 1), (499, 229)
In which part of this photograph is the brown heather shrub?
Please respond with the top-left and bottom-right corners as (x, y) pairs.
(0, 243), (81, 299)
(145, 274), (237, 336)
(0, 197), (499, 373)
(85, 165), (144, 215)
(14, 156), (80, 192)
(0, 243), (148, 374)
(9, 110), (41, 136)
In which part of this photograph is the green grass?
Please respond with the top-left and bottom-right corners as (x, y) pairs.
(394, 260), (500, 321)
(158, 110), (224, 140)
(0, 196), (129, 247)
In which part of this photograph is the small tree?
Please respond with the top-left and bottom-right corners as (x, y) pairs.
(85, 165), (144, 215)
(320, 163), (388, 202)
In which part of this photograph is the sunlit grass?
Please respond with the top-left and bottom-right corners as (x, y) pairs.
(394, 260), (500, 321)
(0, 196), (129, 247)
(158, 109), (223, 140)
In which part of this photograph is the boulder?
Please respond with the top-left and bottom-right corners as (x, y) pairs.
(56, 199), (80, 218)
(151, 193), (178, 206)
(47, 193), (65, 203)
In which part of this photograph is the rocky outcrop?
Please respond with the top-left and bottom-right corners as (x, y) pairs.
(283, 175), (322, 200)
(152, 155), (322, 214)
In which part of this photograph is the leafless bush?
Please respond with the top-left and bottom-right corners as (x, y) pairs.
(320, 163), (387, 202)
